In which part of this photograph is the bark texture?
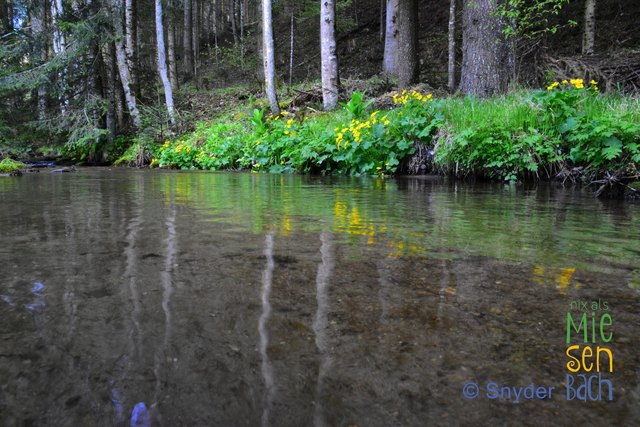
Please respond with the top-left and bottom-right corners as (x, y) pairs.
(582, 0), (596, 55)
(262, 0), (280, 114)
(156, 0), (175, 124)
(396, 0), (418, 88)
(125, 0), (137, 90)
(320, 0), (339, 110)
(383, 0), (398, 76)
(447, 0), (456, 91)
(459, 0), (511, 96)
(167, 0), (179, 90)
(112, 0), (141, 128)
(183, 0), (194, 79)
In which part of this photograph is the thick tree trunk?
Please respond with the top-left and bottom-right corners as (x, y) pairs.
(112, 0), (141, 128)
(262, 0), (280, 114)
(582, 0), (595, 55)
(156, 0), (176, 125)
(167, 0), (179, 91)
(396, 0), (418, 88)
(459, 0), (511, 96)
(183, 0), (193, 80)
(125, 0), (137, 91)
(447, 0), (456, 91)
(382, 0), (398, 76)
(320, 0), (339, 110)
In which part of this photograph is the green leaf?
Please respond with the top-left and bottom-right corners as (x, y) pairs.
(559, 117), (578, 134)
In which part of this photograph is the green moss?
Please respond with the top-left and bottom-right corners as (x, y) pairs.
(0, 158), (26, 174)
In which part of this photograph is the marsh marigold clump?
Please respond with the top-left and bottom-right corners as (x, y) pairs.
(546, 78), (597, 91)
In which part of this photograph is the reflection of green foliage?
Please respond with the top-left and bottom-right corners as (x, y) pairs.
(153, 173), (640, 274)
(630, 270), (640, 290)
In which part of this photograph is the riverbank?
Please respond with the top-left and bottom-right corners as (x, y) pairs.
(4, 80), (639, 197)
(137, 80), (638, 197)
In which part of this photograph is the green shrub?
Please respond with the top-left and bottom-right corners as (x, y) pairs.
(0, 158), (26, 173)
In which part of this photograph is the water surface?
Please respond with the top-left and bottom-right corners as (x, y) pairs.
(1, 169), (639, 426)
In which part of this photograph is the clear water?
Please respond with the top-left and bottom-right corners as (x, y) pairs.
(1, 169), (639, 426)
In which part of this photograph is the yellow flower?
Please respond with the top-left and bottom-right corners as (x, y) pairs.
(562, 79), (568, 84)
(383, 120), (390, 126)
(547, 81), (559, 91)
(590, 80), (597, 85)
(569, 78), (584, 89)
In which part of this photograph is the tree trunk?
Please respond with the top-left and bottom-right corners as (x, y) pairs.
(112, 0), (141, 128)
(192, 0), (199, 84)
(156, 0), (176, 125)
(447, 0), (456, 91)
(30, 0), (47, 122)
(320, 0), (339, 110)
(289, 12), (294, 87)
(382, 0), (398, 76)
(582, 0), (595, 55)
(255, 1), (263, 83)
(51, 0), (68, 114)
(396, 0), (418, 88)
(101, 44), (118, 141)
(231, 0), (238, 45)
(183, 0), (193, 80)
(125, 0), (137, 91)
(262, 0), (280, 114)
(459, 0), (511, 96)
(167, 0), (179, 91)
(240, 0), (245, 63)
(0, 0), (13, 34)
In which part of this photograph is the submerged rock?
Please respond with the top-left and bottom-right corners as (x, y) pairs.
(51, 166), (76, 173)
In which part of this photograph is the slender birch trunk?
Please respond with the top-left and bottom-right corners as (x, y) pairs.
(289, 12), (294, 87)
(125, 0), (137, 90)
(155, 0), (175, 125)
(582, 0), (595, 55)
(383, 0), (398, 76)
(112, 0), (141, 128)
(262, 0), (280, 114)
(320, 0), (339, 110)
(447, 0), (456, 91)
